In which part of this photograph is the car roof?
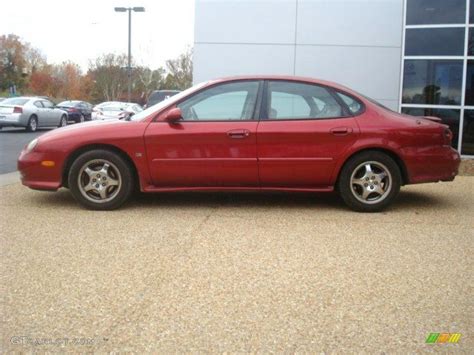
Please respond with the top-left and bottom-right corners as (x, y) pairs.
(207, 75), (354, 93)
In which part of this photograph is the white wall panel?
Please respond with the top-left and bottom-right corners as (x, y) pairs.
(295, 45), (402, 102)
(195, 0), (297, 44)
(297, 0), (403, 47)
(193, 44), (295, 83)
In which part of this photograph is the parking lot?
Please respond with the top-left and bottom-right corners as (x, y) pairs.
(1, 177), (472, 352)
(0, 128), (46, 173)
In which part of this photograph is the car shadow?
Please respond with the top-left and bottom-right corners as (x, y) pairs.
(0, 128), (51, 133)
(27, 188), (450, 212)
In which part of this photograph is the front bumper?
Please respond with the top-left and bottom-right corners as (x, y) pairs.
(402, 145), (461, 184)
(17, 150), (62, 191)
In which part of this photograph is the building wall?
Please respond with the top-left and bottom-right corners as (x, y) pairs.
(194, 0), (404, 110)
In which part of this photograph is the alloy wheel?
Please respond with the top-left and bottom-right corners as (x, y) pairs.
(77, 159), (122, 203)
(350, 161), (392, 205)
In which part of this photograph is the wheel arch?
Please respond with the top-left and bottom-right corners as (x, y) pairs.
(335, 147), (409, 187)
(62, 143), (139, 189)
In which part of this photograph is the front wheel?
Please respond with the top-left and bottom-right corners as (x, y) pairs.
(58, 115), (68, 128)
(338, 151), (401, 212)
(68, 150), (134, 210)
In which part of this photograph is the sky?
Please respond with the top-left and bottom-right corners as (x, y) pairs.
(0, 0), (195, 72)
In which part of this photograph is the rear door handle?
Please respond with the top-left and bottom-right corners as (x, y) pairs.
(330, 127), (353, 136)
(227, 129), (250, 138)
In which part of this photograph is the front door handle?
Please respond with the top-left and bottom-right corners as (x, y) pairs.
(330, 127), (353, 136)
(227, 129), (250, 139)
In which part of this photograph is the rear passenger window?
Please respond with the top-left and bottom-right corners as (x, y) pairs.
(267, 81), (345, 120)
(336, 92), (363, 115)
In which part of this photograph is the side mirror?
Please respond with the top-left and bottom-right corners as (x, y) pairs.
(164, 107), (182, 123)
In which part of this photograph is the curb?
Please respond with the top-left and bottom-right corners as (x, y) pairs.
(0, 171), (20, 187)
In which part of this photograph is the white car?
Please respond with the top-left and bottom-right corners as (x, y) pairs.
(92, 102), (143, 120)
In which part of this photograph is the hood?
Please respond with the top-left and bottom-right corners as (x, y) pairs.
(37, 119), (129, 143)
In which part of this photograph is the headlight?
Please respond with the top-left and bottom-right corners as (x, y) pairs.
(25, 138), (38, 153)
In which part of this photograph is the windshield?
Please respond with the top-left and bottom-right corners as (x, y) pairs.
(2, 98), (29, 106)
(130, 82), (208, 121)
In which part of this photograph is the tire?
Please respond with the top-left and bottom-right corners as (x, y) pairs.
(338, 151), (401, 212)
(26, 116), (38, 132)
(68, 149), (134, 210)
(58, 115), (68, 128)
(77, 114), (85, 123)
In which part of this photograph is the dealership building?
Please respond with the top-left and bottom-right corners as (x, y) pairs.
(193, 0), (474, 157)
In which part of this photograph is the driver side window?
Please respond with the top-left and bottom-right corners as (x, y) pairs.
(177, 81), (259, 121)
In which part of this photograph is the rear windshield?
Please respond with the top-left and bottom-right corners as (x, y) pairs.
(57, 101), (76, 107)
(2, 98), (29, 106)
(101, 106), (124, 112)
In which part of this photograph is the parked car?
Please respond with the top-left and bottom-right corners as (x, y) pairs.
(0, 97), (68, 131)
(93, 102), (142, 120)
(18, 76), (460, 211)
(0, 97), (6, 102)
(56, 100), (93, 123)
(145, 90), (180, 108)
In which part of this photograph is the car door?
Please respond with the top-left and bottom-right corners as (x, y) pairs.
(40, 99), (57, 125)
(144, 80), (262, 187)
(32, 100), (45, 126)
(257, 80), (360, 188)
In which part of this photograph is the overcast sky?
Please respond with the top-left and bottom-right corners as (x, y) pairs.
(0, 0), (195, 72)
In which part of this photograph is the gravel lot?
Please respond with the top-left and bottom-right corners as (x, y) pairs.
(1, 178), (473, 352)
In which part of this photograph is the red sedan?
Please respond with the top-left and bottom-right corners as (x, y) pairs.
(18, 76), (460, 212)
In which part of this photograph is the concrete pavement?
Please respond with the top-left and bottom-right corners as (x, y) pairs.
(1, 178), (473, 352)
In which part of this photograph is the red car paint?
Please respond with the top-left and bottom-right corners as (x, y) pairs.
(18, 76), (460, 194)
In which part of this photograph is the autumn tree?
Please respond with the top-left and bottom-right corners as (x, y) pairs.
(0, 34), (29, 91)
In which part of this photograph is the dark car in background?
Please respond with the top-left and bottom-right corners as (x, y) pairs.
(56, 100), (93, 123)
(145, 90), (180, 108)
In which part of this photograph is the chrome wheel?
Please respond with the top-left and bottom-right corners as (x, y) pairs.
(350, 161), (392, 205)
(77, 159), (122, 203)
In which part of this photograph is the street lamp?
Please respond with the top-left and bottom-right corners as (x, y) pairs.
(114, 6), (145, 102)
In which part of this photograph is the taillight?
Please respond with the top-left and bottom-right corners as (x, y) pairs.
(444, 128), (453, 145)
(68, 108), (78, 112)
(13, 106), (23, 114)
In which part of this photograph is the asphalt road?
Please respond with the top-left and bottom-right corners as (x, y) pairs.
(1, 178), (472, 352)
(0, 128), (48, 173)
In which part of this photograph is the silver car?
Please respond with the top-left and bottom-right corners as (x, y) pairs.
(0, 97), (68, 132)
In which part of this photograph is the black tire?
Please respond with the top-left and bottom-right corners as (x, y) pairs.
(338, 151), (401, 212)
(26, 116), (38, 132)
(68, 149), (134, 210)
(58, 115), (68, 128)
(77, 114), (85, 123)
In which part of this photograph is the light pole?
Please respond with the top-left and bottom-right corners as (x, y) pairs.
(114, 6), (145, 102)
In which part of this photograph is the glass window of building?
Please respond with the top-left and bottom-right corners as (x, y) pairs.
(405, 28), (465, 56)
(462, 110), (474, 154)
(402, 60), (463, 105)
(406, 0), (466, 25)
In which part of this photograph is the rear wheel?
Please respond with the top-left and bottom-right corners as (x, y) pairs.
(26, 116), (38, 132)
(68, 150), (134, 210)
(338, 151), (401, 212)
(77, 114), (85, 123)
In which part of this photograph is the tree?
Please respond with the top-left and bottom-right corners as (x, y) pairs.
(0, 34), (29, 92)
(164, 48), (193, 90)
(88, 53), (128, 102)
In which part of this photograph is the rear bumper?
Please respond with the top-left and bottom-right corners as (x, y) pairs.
(0, 114), (27, 127)
(17, 150), (62, 191)
(402, 145), (461, 184)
